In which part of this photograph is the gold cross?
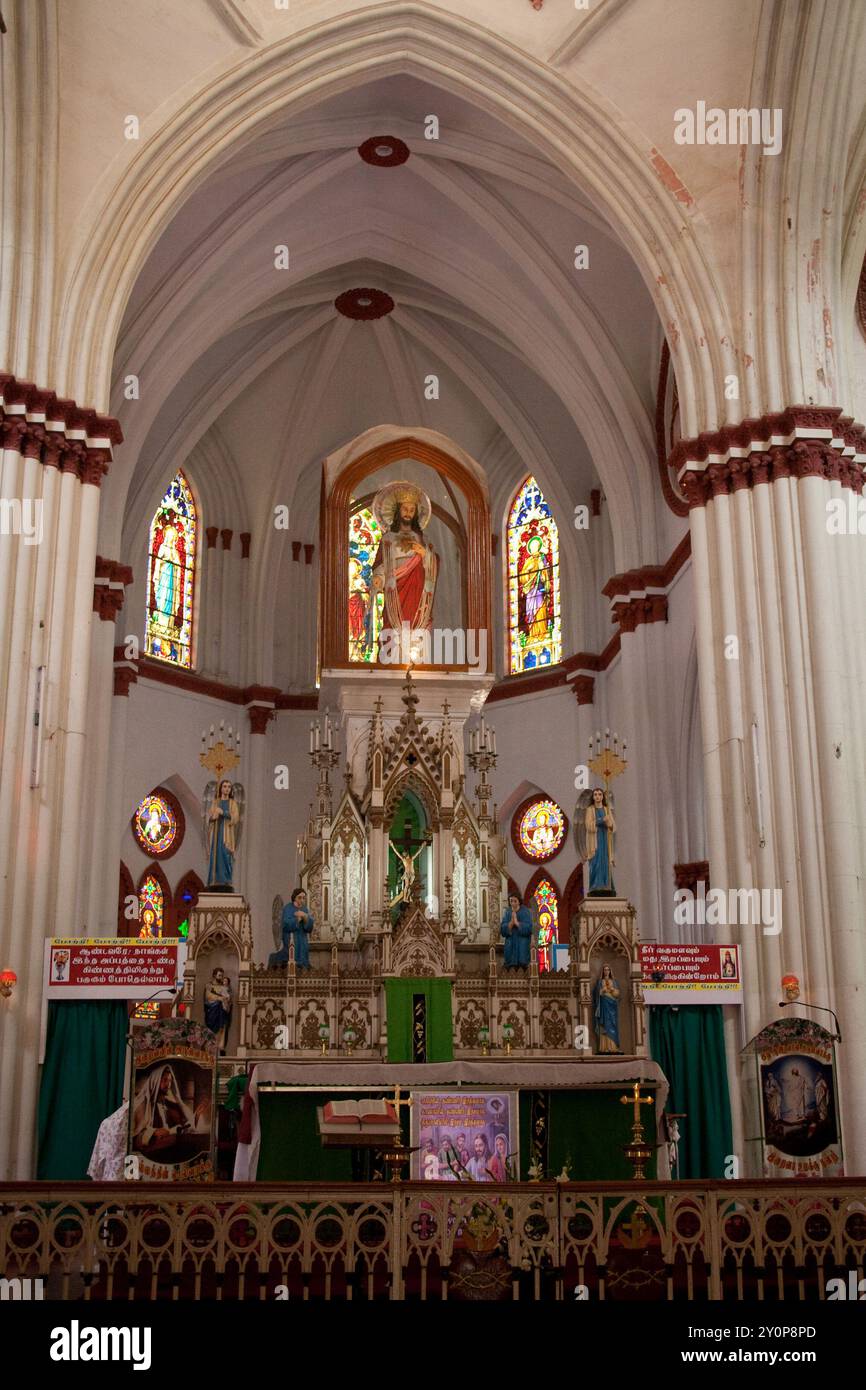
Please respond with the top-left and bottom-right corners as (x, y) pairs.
(391, 1085), (414, 1120)
(620, 1082), (654, 1127)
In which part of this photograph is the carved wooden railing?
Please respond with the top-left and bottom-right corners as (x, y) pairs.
(1, 1181), (864, 1301)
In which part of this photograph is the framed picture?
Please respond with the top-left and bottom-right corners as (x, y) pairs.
(411, 1089), (519, 1182)
(128, 1018), (217, 1181)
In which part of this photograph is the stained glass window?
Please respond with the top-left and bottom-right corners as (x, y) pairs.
(507, 476), (561, 674)
(133, 875), (165, 1019)
(145, 471), (197, 668)
(132, 793), (178, 856)
(533, 879), (558, 975)
(348, 506), (385, 662)
(517, 798), (566, 862)
(138, 875), (164, 940)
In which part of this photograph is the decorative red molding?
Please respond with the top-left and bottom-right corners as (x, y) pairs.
(335, 287), (394, 321)
(572, 674), (595, 706)
(220, 528), (233, 550)
(590, 489), (601, 518)
(248, 705), (274, 735)
(291, 541), (302, 562)
(674, 408), (866, 506)
(602, 533), (691, 635)
(358, 135), (411, 167)
(674, 860), (710, 892)
(304, 543), (315, 565)
(857, 255), (866, 341)
(93, 556), (133, 621)
(240, 532), (251, 559)
(510, 793), (568, 866)
(135, 654), (317, 708)
(205, 526), (219, 549)
(114, 665), (137, 697)
(0, 373), (121, 486)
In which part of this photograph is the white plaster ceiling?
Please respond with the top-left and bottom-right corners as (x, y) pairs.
(109, 71), (664, 582)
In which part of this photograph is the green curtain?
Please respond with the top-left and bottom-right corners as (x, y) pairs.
(648, 1005), (733, 1178)
(37, 1001), (128, 1180)
(384, 978), (453, 1062)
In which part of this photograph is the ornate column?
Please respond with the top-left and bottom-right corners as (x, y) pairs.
(243, 687), (279, 956)
(83, 559), (132, 930)
(0, 376), (121, 1178)
(602, 545), (689, 943)
(203, 525), (219, 673)
(97, 650), (139, 932)
(219, 528), (232, 680)
(678, 408), (866, 1171)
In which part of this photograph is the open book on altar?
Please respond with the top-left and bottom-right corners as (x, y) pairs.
(317, 1098), (401, 1144)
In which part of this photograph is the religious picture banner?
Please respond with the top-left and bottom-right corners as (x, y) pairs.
(44, 937), (186, 1000)
(411, 1089), (518, 1182)
(640, 943), (742, 1004)
(750, 1018), (842, 1179)
(127, 1018), (217, 1182)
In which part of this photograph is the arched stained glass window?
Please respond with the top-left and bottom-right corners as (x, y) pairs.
(348, 505), (385, 662)
(533, 878), (559, 975)
(133, 874), (165, 1020)
(138, 875), (164, 940)
(145, 471), (197, 669)
(507, 476), (561, 674)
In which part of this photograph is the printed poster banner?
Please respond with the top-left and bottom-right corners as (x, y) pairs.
(640, 943), (742, 1004)
(127, 1018), (217, 1182)
(751, 1018), (842, 1178)
(45, 937), (186, 1000)
(411, 1089), (519, 1182)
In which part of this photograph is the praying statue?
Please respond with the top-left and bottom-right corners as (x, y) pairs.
(203, 967), (232, 1052)
(500, 893), (532, 970)
(576, 787), (616, 895)
(372, 481), (438, 652)
(268, 888), (314, 970)
(592, 962), (621, 1053)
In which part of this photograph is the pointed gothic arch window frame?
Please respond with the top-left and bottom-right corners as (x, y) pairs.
(506, 475), (562, 675)
(144, 469), (199, 669)
(525, 867), (560, 975)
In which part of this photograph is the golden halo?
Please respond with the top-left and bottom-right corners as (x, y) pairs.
(372, 480), (432, 532)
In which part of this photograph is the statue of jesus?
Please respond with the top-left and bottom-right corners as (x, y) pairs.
(372, 482), (438, 649)
(389, 837), (428, 906)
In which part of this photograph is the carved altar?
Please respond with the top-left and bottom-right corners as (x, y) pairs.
(233, 673), (647, 1062)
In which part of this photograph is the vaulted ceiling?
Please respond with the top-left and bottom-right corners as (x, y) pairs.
(108, 72), (667, 588)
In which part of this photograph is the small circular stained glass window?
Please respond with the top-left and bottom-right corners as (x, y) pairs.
(132, 793), (178, 856)
(516, 799), (566, 862)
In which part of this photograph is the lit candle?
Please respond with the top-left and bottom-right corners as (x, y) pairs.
(309, 722), (315, 754)
(490, 729), (496, 754)
(605, 727), (610, 748)
(622, 739), (627, 756)
(314, 724), (320, 751)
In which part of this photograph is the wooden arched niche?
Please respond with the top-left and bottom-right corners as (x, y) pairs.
(320, 436), (492, 671)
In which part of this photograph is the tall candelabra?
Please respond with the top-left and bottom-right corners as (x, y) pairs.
(468, 712), (497, 826)
(587, 727), (628, 794)
(199, 721), (241, 782)
(309, 708), (340, 832)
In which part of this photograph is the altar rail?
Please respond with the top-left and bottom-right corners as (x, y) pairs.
(2, 1181), (865, 1302)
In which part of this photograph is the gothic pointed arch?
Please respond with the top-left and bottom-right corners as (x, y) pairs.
(506, 476), (561, 674)
(136, 863), (172, 938)
(144, 469), (198, 669)
(525, 867), (561, 974)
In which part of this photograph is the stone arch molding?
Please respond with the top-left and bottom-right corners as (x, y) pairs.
(55, 2), (732, 436)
